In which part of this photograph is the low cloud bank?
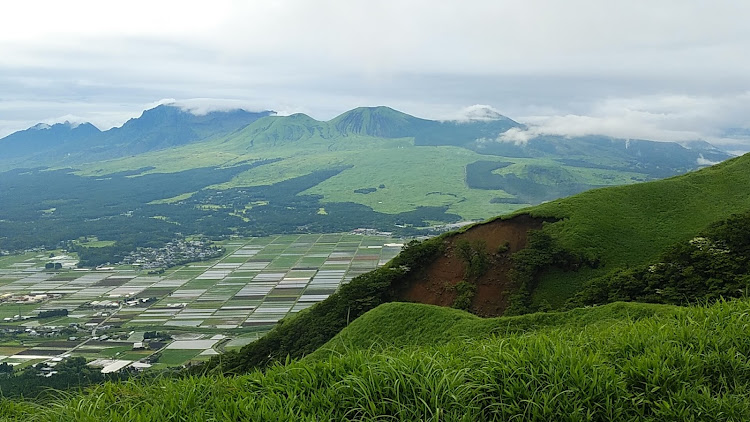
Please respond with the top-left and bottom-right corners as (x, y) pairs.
(697, 155), (722, 166)
(153, 98), (275, 116)
(493, 93), (750, 152)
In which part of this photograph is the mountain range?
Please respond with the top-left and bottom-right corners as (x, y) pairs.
(0, 103), (735, 255)
(0, 105), (729, 173)
(0, 106), (274, 167)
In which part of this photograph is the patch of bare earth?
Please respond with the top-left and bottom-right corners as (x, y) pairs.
(394, 214), (549, 317)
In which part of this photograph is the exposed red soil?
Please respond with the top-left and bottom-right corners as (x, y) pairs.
(395, 214), (549, 317)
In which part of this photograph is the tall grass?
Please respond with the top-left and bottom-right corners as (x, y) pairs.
(6, 298), (750, 421)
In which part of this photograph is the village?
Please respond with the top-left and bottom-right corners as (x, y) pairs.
(117, 238), (224, 269)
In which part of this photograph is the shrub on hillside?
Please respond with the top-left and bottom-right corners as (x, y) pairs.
(451, 281), (477, 311)
(506, 230), (587, 315)
(572, 211), (750, 307)
(455, 240), (489, 280)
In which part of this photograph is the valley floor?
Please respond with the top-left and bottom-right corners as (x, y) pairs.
(0, 233), (402, 371)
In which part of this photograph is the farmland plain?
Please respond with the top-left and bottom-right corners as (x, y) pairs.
(0, 233), (402, 370)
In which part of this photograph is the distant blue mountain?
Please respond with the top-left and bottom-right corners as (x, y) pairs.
(0, 121), (101, 160)
(330, 105), (522, 143)
(93, 106), (275, 154)
(0, 105), (274, 166)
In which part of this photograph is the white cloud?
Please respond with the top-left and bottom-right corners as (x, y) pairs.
(496, 128), (534, 145)
(146, 99), (178, 110)
(697, 155), (722, 166)
(448, 105), (509, 122)
(497, 93), (750, 151)
(4, 1), (750, 82)
(506, 113), (703, 143)
(41, 115), (91, 128)
(167, 98), (275, 116)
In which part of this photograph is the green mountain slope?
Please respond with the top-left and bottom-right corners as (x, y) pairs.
(9, 298), (750, 421)
(72, 106), (729, 220)
(239, 113), (334, 147)
(330, 106), (426, 137)
(93, 105), (273, 154)
(522, 152), (750, 306)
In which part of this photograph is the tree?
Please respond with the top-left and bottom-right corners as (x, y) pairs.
(0, 362), (12, 375)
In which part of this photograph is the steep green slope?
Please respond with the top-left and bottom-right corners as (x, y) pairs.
(520, 152), (750, 306)
(8, 298), (750, 421)
(568, 210), (750, 307)
(330, 106), (427, 137)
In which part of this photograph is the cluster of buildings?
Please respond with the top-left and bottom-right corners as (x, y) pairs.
(0, 293), (62, 305)
(85, 300), (120, 309)
(4, 247), (46, 256)
(84, 298), (154, 309)
(1, 323), (75, 338)
(350, 228), (394, 236)
(118, 239), (224, 269)
(423, 221), (477, 234)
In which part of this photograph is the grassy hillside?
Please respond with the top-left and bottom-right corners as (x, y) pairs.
(309, 301), (682, 359)
(7, 298), (750, 421)
(76, 126), (529, 220)
(569, 210), (750, 308)
(520, 152), (750, 307)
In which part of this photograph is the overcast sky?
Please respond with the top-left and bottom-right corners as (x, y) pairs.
(2, 1), (750, 152)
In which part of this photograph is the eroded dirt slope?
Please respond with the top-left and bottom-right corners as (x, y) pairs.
(394, 214), (549, 316)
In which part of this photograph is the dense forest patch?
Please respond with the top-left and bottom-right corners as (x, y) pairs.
(0, 165), (459, 264)
(465, 160), (602, 204)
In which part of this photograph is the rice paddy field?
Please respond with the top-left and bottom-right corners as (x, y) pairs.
(0, 233), (403, 369)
